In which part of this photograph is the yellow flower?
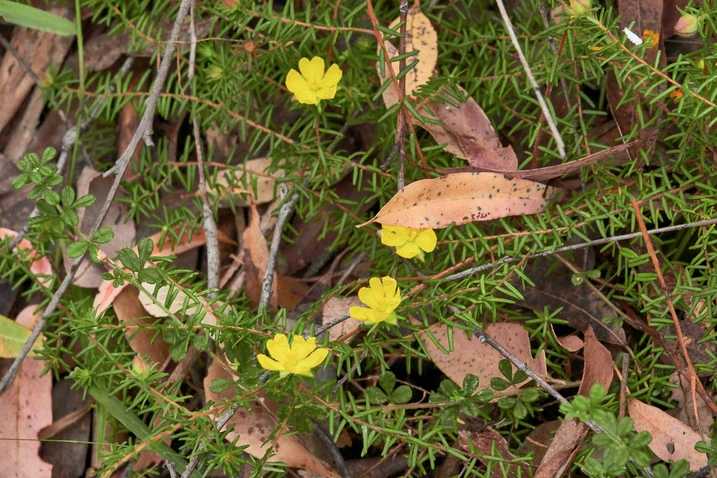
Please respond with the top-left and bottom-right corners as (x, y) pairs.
(642, 29), (659, 48)
(381, 225), (437, 260)
(349, 277), (402, 325)
(285, 56), (342, 105)
(257, 334), (329, 377)
(669, 89), (684, 103)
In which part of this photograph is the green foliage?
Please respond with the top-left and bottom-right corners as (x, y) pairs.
(0, 0), (76, 35)
(429, 374), (493, 422)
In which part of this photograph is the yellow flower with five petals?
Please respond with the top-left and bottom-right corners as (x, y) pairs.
(257, 333), (328, 377)
(349, 276), (402, 325)
(381, 225), (437, 260)
(285, 57), (342, 105)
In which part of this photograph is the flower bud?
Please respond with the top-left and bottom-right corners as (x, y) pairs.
(568, 0), (591, 16)
(675, 14), (699, 37)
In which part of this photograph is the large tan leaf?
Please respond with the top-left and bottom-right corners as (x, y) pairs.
(628, 398), (708, 470)
(137, 282), (217, 326)
(360, 173), (556, 229)
(204, 358), (340, 477)
(322, 297), (363, 342)
(418, 322), (547, 389)
(210, 158), (282, 206)
(0, 306), (53, 477)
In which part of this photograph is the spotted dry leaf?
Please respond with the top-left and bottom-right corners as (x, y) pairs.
(359, 173), (556, 229)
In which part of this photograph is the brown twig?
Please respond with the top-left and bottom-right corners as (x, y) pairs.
(629, 200), (717, 418)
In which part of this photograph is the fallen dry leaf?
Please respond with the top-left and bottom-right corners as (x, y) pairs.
(359, 173), (556, 229)
(211, 158), (282, 206)
(204, 358), (340, 477)
(381, 3), (437, 98)
(0, 227), (53, 287)
(628, 398), (707, 470)
(137, 282), (217, 326)
(418, 321), (547, 389)
(519, 420), (561, 466)
(551, 324), (584, 352)
(0, 312), (43, 358)
(576, 327), (613, 397)
(243, 202), (277, 308)
(276, 275), (311, 311)
(0, 305), (53, 477)
(93, 227), (207, 314)
(114, 287), (170, 365)
(669, 371), (715, 437)
(322, 297), (363, 341)
(71, 167), (136, 288)
(458, 428), (523, 478)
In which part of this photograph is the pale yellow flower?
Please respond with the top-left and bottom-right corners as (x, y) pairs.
(381, 225), (437, 260)
(349, 277), (402, 325)
(257, 334), (328, 377)
(285, 57), (342, 105)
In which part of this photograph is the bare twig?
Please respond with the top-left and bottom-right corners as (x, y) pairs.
(442, 217), (717, 282)
(494, 0), (566, 159)
(7, 57), (135, 251)
(259, 180), (307, 311)
(187, 0), (219, 297)
(312, 419), (351, 478)
(395, 0), (409, 191)
(0, 0), (194, 394)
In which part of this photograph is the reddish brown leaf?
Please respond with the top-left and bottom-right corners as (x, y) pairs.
(458, 428), (524, 477)
(534, 419), (588, 478)
(0, 228), (53, 288)
(359, 173), (556, 229)
(243, 202), (277, 308)
(114, 287), (169, 365)
(577, 327), (614, 397)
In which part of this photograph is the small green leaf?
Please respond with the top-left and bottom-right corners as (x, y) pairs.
(440, 405), (459, 423)
(0, 1), (77, 35)
(137, 237), (154, 264)
(209, 378), (235, 393)
(44, 189), (60, 206)
(118, 249), (141, 272)
(92, 226), (114, 244)
(73, 194), (96, 209)
(498, 359), (512, 381)
(463, 400), (480, 418)
(67, 241), (90, 258)
(589, 383), (606, 405)
(498, 397), (516, 410)
(138, 268), (161, 284)
(365, 387), (388, 405)
(11, 175), (29, 190)
(474, 389), (493, 403)
(378, 371), (396, 394)
(391, 385), (412, 404)
(463, 374), (479, 395)
(41, 147), (57, 162)
(439, 379), (459, 397)
(490, 377), (511, 391)
(61, 186), (75, 207)
(521, 388), (539, 403)
(513, 400), (527, 419)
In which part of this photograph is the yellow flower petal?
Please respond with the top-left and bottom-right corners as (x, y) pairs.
(315, 85), (337, 100)
(380, 277), (397, 298)
(381, 225), (410, 247)
(285, 69), (307, 93)
(291, 335), (317, 360)
(299, 56), (324, 83)
(396, 242), (420, 259)
(414, 229), (437, 252)
(267, 334), (290, 362)
(359, 278), (383, 307)
(294, 89), (319, 105)
(319, 64), (342, 89)
(350, 306), (370, 321)
(258, 354), (285, 371)
(300, 347), (329, 369)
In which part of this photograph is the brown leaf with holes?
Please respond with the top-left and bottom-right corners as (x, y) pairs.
(629, 398), (707, 470)
(417, 321), (546, 389)
(243, 202), (277, 308)
(204, 357), (340, 477)
(359, 173), (556, 229)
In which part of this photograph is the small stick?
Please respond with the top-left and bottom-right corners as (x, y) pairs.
(312, 419), (352, 478)
(494, 0), (566, 159)
(442, 217), (717, 282)
(395, 0), (409, 191)
(0, 0), (194, 394)
(619, 354), (629, 419)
